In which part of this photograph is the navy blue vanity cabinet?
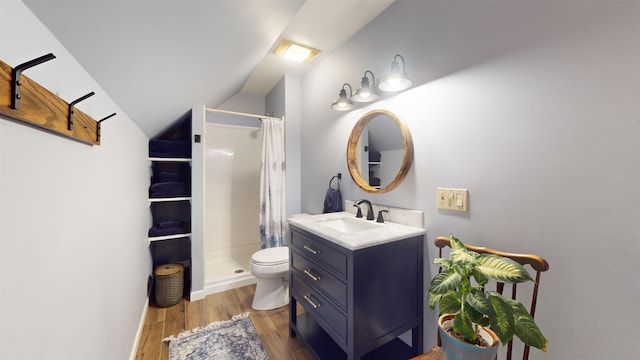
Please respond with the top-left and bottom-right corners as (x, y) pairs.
(289, 225), (424, 360)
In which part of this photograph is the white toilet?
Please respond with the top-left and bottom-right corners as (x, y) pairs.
(250, 246), (290, 310)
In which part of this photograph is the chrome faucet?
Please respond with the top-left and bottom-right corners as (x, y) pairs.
(354, 199), (374, 220)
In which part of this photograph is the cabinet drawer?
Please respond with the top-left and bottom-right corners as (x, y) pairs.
(291, 250), (347, 309)
(292, 272), (347, 345)
(291, 230), (347, 277)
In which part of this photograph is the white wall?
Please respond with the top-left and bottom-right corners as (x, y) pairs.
(299, 1), (640, 359)
(0, 1), (151, 359)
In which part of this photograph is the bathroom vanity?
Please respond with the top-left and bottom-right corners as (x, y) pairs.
(288, 212), (425, 360)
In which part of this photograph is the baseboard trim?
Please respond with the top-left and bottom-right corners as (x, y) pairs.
(191, 275), (257, 300)
(190, 289), (206, 301)
(129, 296), (149, 360)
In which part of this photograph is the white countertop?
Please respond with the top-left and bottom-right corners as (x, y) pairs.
(288, 212), (426, 250)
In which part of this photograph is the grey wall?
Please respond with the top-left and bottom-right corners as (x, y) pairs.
(207, 92), (265, 128)
(267, 75), (302, 219)
(299, 1), (640, 359)
(0, 1), (151, 359)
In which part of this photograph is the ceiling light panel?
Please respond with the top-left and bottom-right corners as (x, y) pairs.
(274, 39), (320, 63)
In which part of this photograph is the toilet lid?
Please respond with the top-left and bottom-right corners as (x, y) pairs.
(252, 247), (289, 266)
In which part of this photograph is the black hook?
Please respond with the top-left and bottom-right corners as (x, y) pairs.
(329, 173), (342, 188)
(11, 53), (56, 110)
(96, 113), (116, 142)
(68, 92), (95, 131)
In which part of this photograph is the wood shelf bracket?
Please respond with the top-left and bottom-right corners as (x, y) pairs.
(1, 55), (115, 145)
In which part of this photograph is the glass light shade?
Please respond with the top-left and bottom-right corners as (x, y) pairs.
(378, 75), (412, 92)
(331, 89), (355, 111)
(378, 55), (412, 92)
(352, 75), (379, 103)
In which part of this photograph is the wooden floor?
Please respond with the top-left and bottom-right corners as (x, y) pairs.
(135, 284), (314, 360)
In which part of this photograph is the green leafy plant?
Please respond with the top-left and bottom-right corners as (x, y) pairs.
(428, 236), (547, 351)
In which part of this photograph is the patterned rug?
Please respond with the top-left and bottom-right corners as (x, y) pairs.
(163, 312), (269, 360)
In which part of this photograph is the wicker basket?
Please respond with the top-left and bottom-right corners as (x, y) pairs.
(154, 263), (184, 307)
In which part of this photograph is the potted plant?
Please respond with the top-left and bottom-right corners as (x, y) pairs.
(428, 236), (547, 360)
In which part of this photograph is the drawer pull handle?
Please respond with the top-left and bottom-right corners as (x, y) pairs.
(303, 269), (320, 281)
(303, 295), (321, 309)
(303, 245), (319, 255)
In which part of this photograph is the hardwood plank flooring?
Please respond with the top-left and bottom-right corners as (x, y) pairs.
(135, 284), (314, 360)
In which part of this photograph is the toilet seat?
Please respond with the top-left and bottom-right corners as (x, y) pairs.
(251, 247), (289, 266)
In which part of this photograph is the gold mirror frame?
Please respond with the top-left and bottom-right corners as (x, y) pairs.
(346, 109), (414, 193)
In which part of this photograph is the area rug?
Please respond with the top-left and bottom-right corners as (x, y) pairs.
(163, 312), (269, 360)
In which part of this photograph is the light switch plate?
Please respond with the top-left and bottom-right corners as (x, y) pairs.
(436, 188), (468, 212)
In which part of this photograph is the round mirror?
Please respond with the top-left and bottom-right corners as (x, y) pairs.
(347, 109), (414, 193)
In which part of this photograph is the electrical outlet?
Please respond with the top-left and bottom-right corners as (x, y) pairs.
(436, 188), (468, 212)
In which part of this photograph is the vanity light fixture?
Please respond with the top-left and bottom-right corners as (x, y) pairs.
(378, 54), (412, 92)
(331, 83), (355, 111)
(273, 39), (320, 63)
(351, 70), (380, 103)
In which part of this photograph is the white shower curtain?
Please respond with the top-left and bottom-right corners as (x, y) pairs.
(259, 118), (287, 248)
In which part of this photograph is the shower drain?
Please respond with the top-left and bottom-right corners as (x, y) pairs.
(234, 269), (244, 274)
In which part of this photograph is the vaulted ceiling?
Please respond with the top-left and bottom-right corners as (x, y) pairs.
(23, 0), (395, 137)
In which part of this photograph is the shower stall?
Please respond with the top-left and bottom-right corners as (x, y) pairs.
(203, 121), (262, 293)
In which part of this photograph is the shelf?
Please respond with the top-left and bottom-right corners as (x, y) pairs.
(148, 197), (191, 203)
(369, 161), (381, 165)
(149, 233), (191, 242)
(293, 313), (347, 360)
(293, 313), (417, 360)
(148, 117), (193, 301)
(149, 157), (191, 162)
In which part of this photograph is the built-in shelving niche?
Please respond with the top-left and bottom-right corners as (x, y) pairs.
(147, 114), (193, 301)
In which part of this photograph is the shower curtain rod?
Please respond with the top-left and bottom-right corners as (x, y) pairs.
(205, 107), (283, 121)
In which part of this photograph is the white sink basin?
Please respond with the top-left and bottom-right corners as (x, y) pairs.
(317, 216), (382, 233)
(288, 212), (425, 250)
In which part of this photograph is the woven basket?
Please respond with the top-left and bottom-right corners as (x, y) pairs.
(155, 263), (184, 307)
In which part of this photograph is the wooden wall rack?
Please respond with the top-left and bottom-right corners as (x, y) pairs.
(0, 54), (115, 145)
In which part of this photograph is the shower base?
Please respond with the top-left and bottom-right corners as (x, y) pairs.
(203, 246), (257, 295)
